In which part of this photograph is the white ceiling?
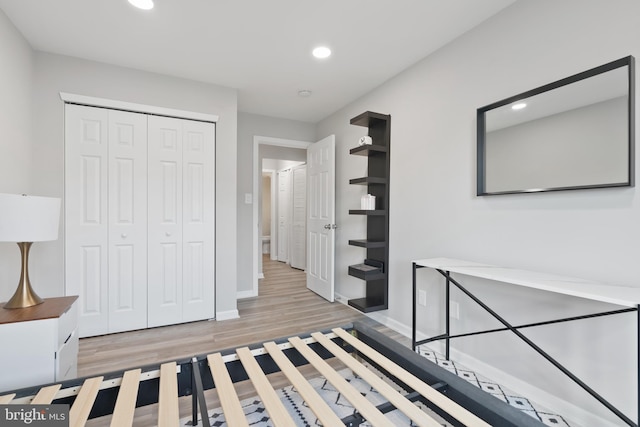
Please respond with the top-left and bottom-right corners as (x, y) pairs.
(0, 0), (515, 123)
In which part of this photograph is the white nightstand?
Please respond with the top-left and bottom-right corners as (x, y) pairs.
(0, 296), (78, 392)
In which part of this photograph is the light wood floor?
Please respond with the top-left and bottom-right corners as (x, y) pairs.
(79, 257), (404, 426)
(78, 256), (401, 377)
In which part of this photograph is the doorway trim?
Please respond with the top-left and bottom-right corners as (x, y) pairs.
(246, 136), (312, 299)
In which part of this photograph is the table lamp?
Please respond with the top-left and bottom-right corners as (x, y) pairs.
(0, 193), (61, 309)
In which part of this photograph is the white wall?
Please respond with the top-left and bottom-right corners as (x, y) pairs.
(317, 1), (640, 425)
(0, 9), (34, 301)
(29, 52), (239, 316)
(236, 112), (315, 293)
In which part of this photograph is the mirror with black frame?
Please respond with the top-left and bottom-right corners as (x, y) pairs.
(477, 56), (635, 196)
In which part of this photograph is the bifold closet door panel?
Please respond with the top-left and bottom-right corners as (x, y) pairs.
(65, 104), (110, 337)
(148, 116), (216, 327)
(107, 110), (148, 334)
(181, 120), (215, 323)
(148, 116), (184, 328)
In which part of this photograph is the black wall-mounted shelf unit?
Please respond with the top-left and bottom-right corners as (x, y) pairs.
(347, 111), (391, 313)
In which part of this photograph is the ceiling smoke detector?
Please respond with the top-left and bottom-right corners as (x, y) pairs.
(298, 90), (312, 98)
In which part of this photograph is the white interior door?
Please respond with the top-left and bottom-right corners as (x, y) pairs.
(306, 135), (335, 301)
(290, 164), (307, 270)
(107, 109), (148, 334)
(277, 169), (291, 262)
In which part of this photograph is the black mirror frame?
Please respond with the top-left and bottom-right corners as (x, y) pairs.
(477, 56), (635, 196)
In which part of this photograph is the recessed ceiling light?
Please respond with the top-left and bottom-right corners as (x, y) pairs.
(512, 102), (527, 110)
(128, 0), (154, 10)
(312, 46), (331, 59)
(298, 89), (312, 97)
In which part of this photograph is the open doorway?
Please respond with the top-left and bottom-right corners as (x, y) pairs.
(251, 136), (311, 297)
(261, 159), (305, 269)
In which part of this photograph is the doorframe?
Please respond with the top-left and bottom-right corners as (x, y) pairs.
(247, 136), (311, 299)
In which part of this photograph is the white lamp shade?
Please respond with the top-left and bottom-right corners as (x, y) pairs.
(0, 193), (61, 242)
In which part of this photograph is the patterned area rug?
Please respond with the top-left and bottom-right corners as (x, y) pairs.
(416, 346), (572, 427)
(180, 353), (572, 427)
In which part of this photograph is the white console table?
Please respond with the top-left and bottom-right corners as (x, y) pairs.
(412, 258), (640, 427)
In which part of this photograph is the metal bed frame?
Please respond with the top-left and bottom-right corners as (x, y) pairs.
(1, 321), (545, 426)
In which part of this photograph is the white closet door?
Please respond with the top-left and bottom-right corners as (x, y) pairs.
(182, 120), (215, 322)
(107, 110), (148, 333)
(65, 104), (109, 337)
(148, 116), (184, 328)
(290, 164), (306, 270)
(277, 169), (291, 262)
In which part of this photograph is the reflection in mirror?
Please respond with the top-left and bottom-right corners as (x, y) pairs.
(477, 56), (635, 195)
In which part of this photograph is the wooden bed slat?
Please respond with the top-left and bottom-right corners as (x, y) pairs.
(236, 346), (295, 426)
(288, 336), (395, 427)
(207, 353), (250, 427)
(0, 393), (15, 404)
(109, 368), (141, 427)
(263, 341), (344, 427)
(333, 328), (492, 427)
(31, 384), (62, 405)
(70, 376), (103, 427)
(311, 332), (442, 427)
(158, 362), (179, 427)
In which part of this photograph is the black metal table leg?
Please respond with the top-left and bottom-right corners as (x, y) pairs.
(412, 262), (417, 351)
(445, 271), (450, 360)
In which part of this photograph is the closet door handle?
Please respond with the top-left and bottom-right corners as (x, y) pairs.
(165, 231), (172, 237)
(121, 233), (127, 239)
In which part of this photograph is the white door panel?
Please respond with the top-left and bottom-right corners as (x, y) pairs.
(277, 169), (291, 262)
(182, 120), (215, 322)
(107, 110), (147, 333)
(290, 164), (306, 270)
(306, 135), (335, 301)
(148, 116), (183, 327)
(65, 104), (109, 337)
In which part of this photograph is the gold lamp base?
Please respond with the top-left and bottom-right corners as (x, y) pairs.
(4, 242), (44, 309)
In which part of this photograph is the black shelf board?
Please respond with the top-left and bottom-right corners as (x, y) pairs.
(348, 297), (387, 313)
(348, 263), (385, 281)
(349, 210), (386, 216)
(348, 239), (386, 248)
(350, 111), (391, 128)
(350, 145), (388, 156)
(349, 177), (387, 185)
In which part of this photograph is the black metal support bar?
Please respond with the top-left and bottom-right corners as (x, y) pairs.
(436, 269), (637, 427)
(340, 391), (423, 426)
(415, 307), (636, 346)
(191, 368), (197, 426)
(191, 357), (211, 427)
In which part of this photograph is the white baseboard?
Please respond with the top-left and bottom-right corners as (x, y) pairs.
(237, 290), (258, 299)
(215, 309), (239, 321)
(332, 297), (617, 427)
